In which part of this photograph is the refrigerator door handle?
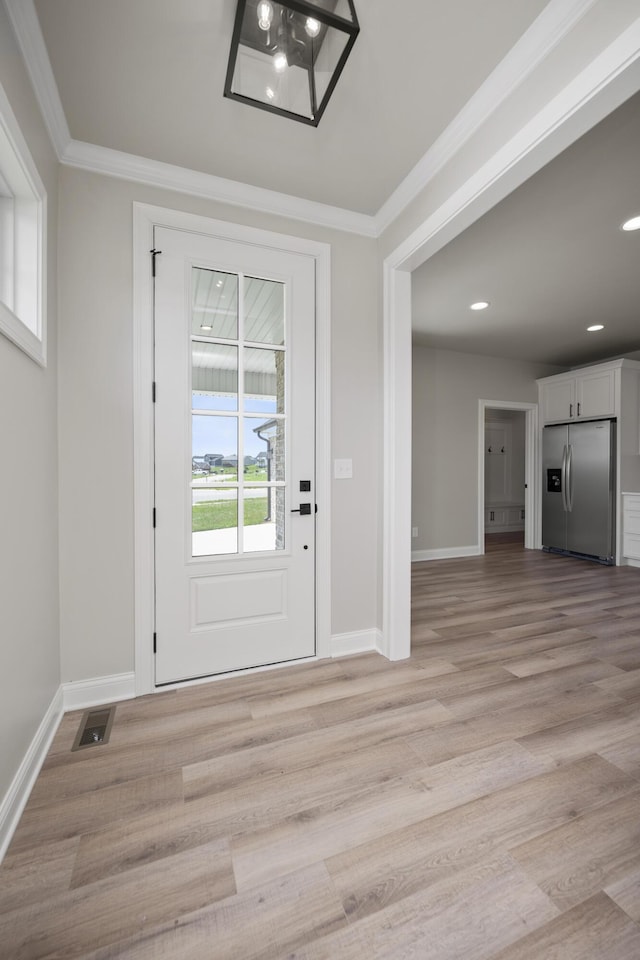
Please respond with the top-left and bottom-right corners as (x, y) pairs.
(561, 444), (568, 512)
(566, 443), (573, 512)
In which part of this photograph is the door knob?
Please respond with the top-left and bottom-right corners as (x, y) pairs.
(291, 503), (311, 515)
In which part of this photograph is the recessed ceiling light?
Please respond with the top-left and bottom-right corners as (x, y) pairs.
(470, 301), (490, 311)
(621, 215), (640, 231)
(587, 324), (604, 332)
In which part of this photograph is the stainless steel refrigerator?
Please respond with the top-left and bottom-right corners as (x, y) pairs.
(542, 419), (616, 564)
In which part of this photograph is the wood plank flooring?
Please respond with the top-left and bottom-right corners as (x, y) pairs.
(2, 542), (640, 958)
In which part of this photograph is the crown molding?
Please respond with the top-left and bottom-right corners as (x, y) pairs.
(3, 0), (70, 158)
(61, 139), (378, 237)
(387, 16), (640, 275)
(3, 0), (611, 239)
(374, 0), (600, 234)
(4, 0), (376, 236)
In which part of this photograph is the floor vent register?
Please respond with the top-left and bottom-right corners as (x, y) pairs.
(71, 706), (116, 751)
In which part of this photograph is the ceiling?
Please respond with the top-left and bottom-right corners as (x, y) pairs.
(32, 0), (548, 214)
(18, 2), (640, 368)
(412, 90), (640, 367)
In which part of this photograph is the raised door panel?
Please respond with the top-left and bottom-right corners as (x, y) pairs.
(623, 534), (640, 560)
(623, 496), (640, 557)
(576, 369), (616, 419)
(542, 378), (575, 424)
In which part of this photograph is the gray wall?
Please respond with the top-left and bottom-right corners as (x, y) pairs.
(0, 4), (60, 810)
(412, 346), (559, 551)
(57, 168), (380, 681)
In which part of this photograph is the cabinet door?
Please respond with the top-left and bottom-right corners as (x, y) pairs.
(576, 368), (615, 419)
(624, 496), (640, 559)
(542, 378), (575, 423)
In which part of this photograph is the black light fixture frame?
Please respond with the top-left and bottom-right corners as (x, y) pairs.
(224, 0), (359, 126)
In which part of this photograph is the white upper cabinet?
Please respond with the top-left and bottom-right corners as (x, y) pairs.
(576, 367), (616, 419)
(539, 362), (619, 425)
(541, 377), (575, 423)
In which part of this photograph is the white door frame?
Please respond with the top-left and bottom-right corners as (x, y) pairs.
(477, 400), (539, 553)
(133, 204), (331, 696)
(383, 26), (640, 661)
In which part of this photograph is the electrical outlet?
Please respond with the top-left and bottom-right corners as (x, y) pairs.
(412, 527), (418, 538)
(334, 458), (353, 479)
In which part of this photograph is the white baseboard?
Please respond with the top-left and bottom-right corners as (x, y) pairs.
(0, 686), (64, 862)
(330, 629), (381, 658)
(62, 672), (136, 711)
(412, 545), (481, 562)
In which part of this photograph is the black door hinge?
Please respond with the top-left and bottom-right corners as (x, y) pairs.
(153, 507), (156, 528)
(150, 248), (162, 277)
(152, 381), (156, 403)
(153, 632), (157, 653)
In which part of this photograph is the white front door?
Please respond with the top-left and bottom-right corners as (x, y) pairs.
(153, 226), (316, 684)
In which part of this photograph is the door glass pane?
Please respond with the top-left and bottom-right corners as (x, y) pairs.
(244, 347), (284, 414)
(244, 487), (285, 553)
(192, 343), (238, 411)
(244, 276), (284, 344)
(192, 415), (238, 480)
(188, 270), (288, 559)
(244, 417), (285, 481)
(192, 268), (238, 339)
(192, 488), (237, 557)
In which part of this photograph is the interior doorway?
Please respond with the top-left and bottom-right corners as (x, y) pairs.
(483, 408), (527, 550)
(478, 400), (538, 554)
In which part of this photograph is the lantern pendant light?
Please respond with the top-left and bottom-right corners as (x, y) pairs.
(224, 1), (359, 126)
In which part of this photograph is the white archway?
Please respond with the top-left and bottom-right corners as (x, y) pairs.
(383, 24), (640, 660)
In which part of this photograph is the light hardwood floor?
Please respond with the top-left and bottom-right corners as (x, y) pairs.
(2, 542), (640, 958)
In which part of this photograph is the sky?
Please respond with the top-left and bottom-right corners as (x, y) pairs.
(192, 407), (279, 459)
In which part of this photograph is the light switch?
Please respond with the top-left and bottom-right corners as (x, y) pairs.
(334, 458), (353, 479)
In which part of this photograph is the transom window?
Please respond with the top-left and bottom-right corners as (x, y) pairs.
(0, 79), (47, 366)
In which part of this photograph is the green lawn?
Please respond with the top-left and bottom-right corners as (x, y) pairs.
(192, 497), (269, 532)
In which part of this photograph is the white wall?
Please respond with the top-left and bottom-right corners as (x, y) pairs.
(57, 168), (380, 682)
(0, 4), (59, 812)
(412, 347), (559, 552)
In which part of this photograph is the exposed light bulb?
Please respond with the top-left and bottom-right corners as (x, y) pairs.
(257, 1), (273, 31)
(273, 51), (288, 72)
(470, 301), (490, 311)
(305, 17), (321, 38)
(621, 215), (640, 231)
(587, 324), (604, 332)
